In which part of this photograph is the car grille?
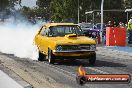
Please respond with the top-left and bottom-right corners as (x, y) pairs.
(61, 44), (94, 51)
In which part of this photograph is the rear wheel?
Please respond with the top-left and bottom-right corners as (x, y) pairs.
(48, 48), (55, 64)
(89, 53), (96, 65)
(38, 51), (45, 61)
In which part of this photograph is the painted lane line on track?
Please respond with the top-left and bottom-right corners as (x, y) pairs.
(43, 62), (76, 80)
(42, 63), (98, 88)
(41, 61), (110, 79)
(0, 70), (23, 88)
(38, 62), (112, 88)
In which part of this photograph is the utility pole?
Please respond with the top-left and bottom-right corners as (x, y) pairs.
(100, 0), (104, 43)
(78, 0), (79, 24)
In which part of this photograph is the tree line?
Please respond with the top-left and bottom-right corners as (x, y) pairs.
(0, 0), (132, 23)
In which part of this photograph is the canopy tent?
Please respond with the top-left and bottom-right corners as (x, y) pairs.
(125, 9), (132, 12)
(125, 8), (132, 22)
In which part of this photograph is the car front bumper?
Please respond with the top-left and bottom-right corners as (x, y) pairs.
(53, 50), (95, 53)
(52, 50), (96, 57)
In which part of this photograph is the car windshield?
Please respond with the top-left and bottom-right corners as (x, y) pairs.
(48, 25), (84, 37)
(96, 24), (106, 29)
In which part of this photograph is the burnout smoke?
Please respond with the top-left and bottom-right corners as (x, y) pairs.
(0, 18), (40, 60)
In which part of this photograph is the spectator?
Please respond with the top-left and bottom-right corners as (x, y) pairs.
(107, 21), (113, 27)
(113, 21), (117, 27)
(127, 17), (132, 44)
(118, 22), (124, 28)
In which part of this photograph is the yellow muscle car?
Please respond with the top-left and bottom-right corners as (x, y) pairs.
(34, 23), (96, 64)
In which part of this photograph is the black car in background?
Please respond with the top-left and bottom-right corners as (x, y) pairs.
(79, 23), (99, 38)
(95, 23), (107, 36)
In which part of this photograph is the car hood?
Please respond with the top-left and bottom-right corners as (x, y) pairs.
(48, 36), (96, 45)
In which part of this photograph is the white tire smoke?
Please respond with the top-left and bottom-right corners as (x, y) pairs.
(0, 20), (40, 60)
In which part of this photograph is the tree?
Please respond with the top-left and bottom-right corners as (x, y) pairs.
(103, 0), (126, 23)
(50, 0), (76, 22)
(35, 0), (130, 23)
(49, 0), (101, 22)
(0, 0), (21, 21)
(0, 0), (21, 11)
(20, 6), (32, 17)
(124, 0), (132, 8)
(36, 0), (51, 21)
(36, 0), (51, 8)
(0, 0), (9, 11)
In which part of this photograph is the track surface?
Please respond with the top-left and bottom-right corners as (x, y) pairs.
(0, 48), (132, 88)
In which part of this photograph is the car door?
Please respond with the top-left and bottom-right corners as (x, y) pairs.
(35, 26), (45, 53)
(35, 26), (43, 49)
(39, 26), (48, 54)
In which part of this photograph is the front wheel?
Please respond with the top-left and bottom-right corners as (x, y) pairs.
(89, 53), (96, 65)
(38, 51), (45, 61)
(48, 48), (55, 64)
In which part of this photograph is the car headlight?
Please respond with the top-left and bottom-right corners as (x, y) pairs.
(90, 45), (96, 50)
(56, 45), (63, 51)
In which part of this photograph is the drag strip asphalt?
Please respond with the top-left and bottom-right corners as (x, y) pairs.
(0, 52), (132, 88)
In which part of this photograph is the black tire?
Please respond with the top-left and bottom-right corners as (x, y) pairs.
(89, 53), (96, 65)
(38, 51), (45, 61)
(48, 48), (55, 64)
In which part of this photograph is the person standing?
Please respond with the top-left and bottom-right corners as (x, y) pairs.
(128, 17), (132, 44)
(107, 21), (113, 27)
(118, 22), (125, 28)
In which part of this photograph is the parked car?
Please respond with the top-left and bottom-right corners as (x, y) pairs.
(79, 23), (99, 38)
(34, 23), (96, 65)
(95, 23), (107, 36)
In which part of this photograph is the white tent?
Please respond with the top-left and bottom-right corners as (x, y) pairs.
(125, 9), (132, 12)
(125, 8), (132, 22)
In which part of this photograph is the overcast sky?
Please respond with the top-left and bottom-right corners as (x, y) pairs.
(21, 0), (37, 7)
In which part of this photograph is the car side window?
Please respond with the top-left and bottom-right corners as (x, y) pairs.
(40, 26), (47, 36)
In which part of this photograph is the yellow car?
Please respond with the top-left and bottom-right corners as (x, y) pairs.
(34, 23), (96, 64)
